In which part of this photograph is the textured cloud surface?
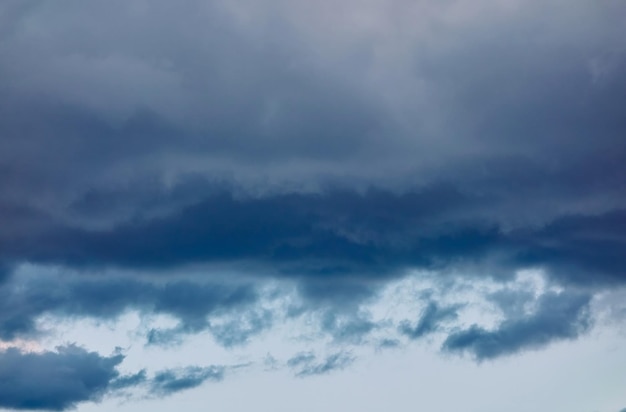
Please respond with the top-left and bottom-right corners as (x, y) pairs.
(0, 0), (625, 410)
(0, 345), (123, 411)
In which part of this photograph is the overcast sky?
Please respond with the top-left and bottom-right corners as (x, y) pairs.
(1, 0), (625, 411)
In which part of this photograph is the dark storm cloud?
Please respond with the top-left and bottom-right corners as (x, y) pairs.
(442, 291), (592, 360)
(0, 275), (260, 341)
(1, 185), (501, 274)
(3, 185), (625, 287)
(0, 0), (623, 216)
(0, 263), (11, 284)
(296, 279), (380, 308)
(0, 0), (388, 210)
(399, 302), (460, 340)
(0, 184), (623, 362)
(0, 0), (623, 288)
(0, 337), (230, 409)
(0, 345), (124, 411)
(0, 0), (624, 383)
(512, 210), (626, 286)
(287, 351), (355, 377)
(150, 366), (224, 396)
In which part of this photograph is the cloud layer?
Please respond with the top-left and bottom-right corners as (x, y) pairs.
(0, 0), (624, 410)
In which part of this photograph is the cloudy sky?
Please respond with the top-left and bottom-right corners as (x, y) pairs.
(1, 0), (625, 411)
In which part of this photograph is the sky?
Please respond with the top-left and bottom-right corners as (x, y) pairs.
(0, 0), (625, 411)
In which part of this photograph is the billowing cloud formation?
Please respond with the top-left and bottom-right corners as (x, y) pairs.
(0, 341), (233, 411)
(0, 0), (624, 288)
(2, 187), (626, 287)
(0, 0), (625, 409)
(0, 345), (123, 411)
(0, 274), (260, 341)
(1, 0), (624, 230)
(443, 291), (592, 360)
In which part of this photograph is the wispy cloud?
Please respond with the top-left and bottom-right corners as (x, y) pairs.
(288, 351), (355, 377)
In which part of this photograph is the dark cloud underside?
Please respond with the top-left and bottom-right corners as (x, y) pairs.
(0, 0), (624, 409)
(0, 345), (123, 411)
(0, 275), (260, 341)
(3, 188), (625, 286)
(443, 291), (592, 360)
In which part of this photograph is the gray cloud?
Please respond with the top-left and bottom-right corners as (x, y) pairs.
(377, 339), (401, 350)
(286, 352), (316, 368)
(110, 370), (148, 391)
(208, 310), (274, 347)
(0, 0), (624, 401)
(0, 264), (11, 284)
(3, 186), (625, 287)
(400, 302), (460, 340)
(0, 345), (124, 411)
(0, 0), (623, 217)
(0, 0), (623, 300)
(0, 274), (260, 342)
(150, 366), (224, 396)
(287, 351), (355, 377)
(319, 311), (378, 344)
(512, 210), (626, 286)
(442, 291), (592, 360)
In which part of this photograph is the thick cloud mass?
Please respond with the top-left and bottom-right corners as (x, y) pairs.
(0, 343), (230, 410)
(0, 0), (624, 284)
(0, 0), (624, 214)
(3, 187), (625, 287)
(0, 345), (123, 411)
(0, 0), (625, 408)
